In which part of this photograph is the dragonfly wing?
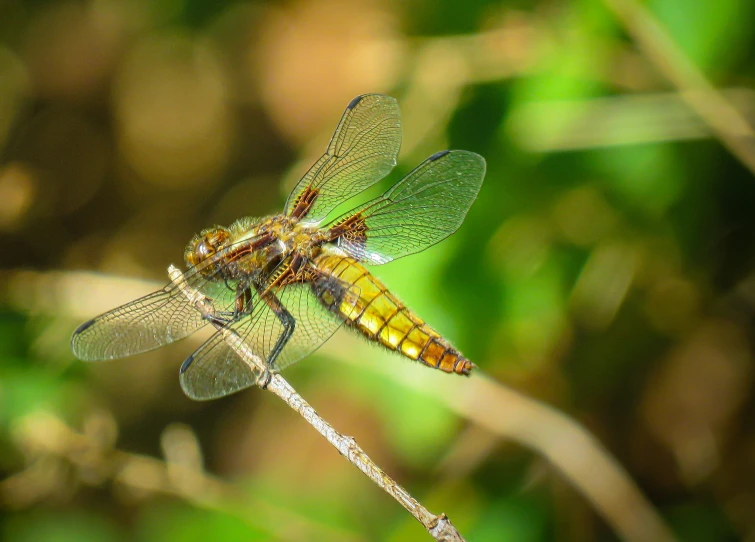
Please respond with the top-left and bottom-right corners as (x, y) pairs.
(179, 273), (360, 400)
(178, 329), (261, 401)
(328, 150), (486, 264)
(72, 286), (200, 362)
(284, 94), (401, 223)
(269, 276), (360, 371)
(71, 262), (245, 362)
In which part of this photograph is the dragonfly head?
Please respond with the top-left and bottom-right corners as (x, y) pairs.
(185, 227), (231, 272)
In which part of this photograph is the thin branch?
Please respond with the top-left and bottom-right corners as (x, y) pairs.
(603, 0), (755, 175)
(1, 268), (676, 540)
(167, 265), (465, 542)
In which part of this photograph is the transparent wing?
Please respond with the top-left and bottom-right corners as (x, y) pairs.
(70, 238), (261, 361)
(327, 150), (486, 265)
(284, 94), (401, 223)
(179, 271), (360, 401)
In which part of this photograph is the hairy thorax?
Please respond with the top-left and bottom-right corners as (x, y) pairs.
(265, 215), (326, 259)
(184, 214), (329, 282)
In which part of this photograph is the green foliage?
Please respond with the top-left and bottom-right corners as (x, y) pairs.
(4, 511), (122, 542)
(137, 502), (267, 542)
(649, 0), (755, 74)
(467, 494), (550, 542)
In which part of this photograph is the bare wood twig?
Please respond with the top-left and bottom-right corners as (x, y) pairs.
(167, 265), (465, 542)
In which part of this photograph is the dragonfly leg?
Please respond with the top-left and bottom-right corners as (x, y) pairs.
(255, 285), (295, 371)
(234, 284), (254, 317)
(255, 367), (274, 389)
(204, 314), (231, 327)
(205, 284), (254, 325)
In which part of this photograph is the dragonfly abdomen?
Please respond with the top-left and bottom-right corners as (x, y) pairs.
(315, 254), (474, 375)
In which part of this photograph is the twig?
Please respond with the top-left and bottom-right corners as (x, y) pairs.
(603, 0), (755, 176)
(2, 268), (676, 540)
(167, 265), (465, 542)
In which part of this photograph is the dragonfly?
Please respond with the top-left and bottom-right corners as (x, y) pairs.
(71, 94), (486, 400)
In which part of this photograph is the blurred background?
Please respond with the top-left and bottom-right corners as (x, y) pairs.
(1, 0), (754, 540)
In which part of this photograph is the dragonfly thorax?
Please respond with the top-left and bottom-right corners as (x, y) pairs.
(267, 215), (325, 259)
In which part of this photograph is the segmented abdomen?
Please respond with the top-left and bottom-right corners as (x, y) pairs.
(314, 254), (473, 375)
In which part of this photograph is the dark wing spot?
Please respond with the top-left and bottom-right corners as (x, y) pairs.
(180, 354), (195, 374)
(329, 213), (368, 242)
(73, 319), (95, 336)
(346, 95), (364, 110)
(290, 186), (320, 219)
(429, 150), (451, 161)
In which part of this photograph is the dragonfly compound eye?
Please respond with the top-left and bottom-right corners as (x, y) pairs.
(184, 227), (231, 269)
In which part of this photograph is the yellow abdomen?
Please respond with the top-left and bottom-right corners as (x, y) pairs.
(314, 254), (473, 375)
